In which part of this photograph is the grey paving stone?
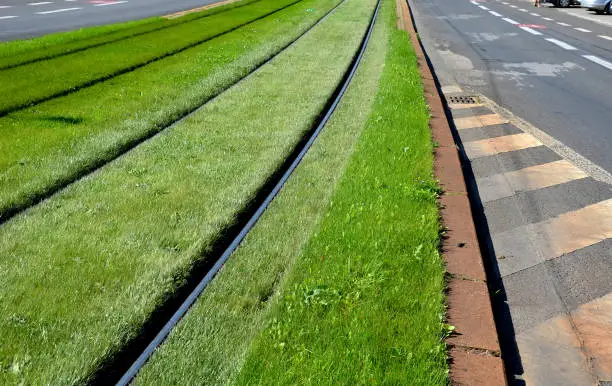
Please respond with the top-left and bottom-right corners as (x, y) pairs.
(458, 123), (523, 143)
(484, 178), (612, 234)
(547, 239), (612, 311)
(469, 145), (562, 179)
(502, 263), (567, 334)
(449, 105), (492, 119)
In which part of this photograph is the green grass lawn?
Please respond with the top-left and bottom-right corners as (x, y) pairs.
(136, 0), (448, 384)
(0, 0), (299, 114)
(0, 0), (259, 70)
(0, 0), (374, 382)
(0, 0), (340, 222)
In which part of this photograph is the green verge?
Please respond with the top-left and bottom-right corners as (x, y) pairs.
(0, 0), (340, 221)
(0, 0), (375, 383)
(0, 0), (259, 69)
(138, 0), (448, 384)
(237, 0), (448, 382)
(134, 1), (386, 383)
(0, 0), (297, 113)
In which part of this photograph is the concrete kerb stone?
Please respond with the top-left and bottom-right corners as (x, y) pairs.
(397, 0), (506, 383)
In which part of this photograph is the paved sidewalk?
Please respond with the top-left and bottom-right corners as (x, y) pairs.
(442, 85), (612, 385)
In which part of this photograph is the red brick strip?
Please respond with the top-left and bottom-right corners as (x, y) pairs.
(396, 0), (506, 383)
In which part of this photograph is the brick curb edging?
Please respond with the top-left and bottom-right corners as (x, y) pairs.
(396, 0), (507, 384)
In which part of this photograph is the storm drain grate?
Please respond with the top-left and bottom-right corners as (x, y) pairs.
(448, 95), (480, 104)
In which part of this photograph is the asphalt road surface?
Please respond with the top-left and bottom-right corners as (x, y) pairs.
(0, 0), (224, 41)
(409, 0), (612, 384)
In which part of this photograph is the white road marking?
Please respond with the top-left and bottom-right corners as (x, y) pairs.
(546, 38), (577, 50)
(599, 35), (612, 40)
(519, 8), (528, 12)
(542, 17), (553, 21)
(0, 15), (17, 19)
(583, 55), (612, 70)
(530, 12), (540, 16)
(479, 5), (490, 10)
(574, 27), (591, 33)
(36, 6), (81, 13)
(0, 5), (12, 8)
(489, 10), (503, 16)
(28, 1), (53, 5)
(470, 0), (479, 5)
(93, 0), (127, 6)
(503, 17), (519, 24)
(520, 26), (543, 35)
(502, 1), (509, 4)
(557, 22), (571, 26)
(510, 4), (518, 7)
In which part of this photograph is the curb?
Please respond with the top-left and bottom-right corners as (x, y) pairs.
(396, 0), (507, 384)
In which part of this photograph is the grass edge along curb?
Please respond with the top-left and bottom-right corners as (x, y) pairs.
(400, 0), (506, 383)
(0, 0), (375, 382)
(133, 0), (388, 382)
(234, 0), (448, 381)
(0, 0), (262, 70)
(0, 0), (342, 226)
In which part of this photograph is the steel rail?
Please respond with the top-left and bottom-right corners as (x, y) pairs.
(115, 0), (381, 382)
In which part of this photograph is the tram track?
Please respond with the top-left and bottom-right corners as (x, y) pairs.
(111, 0), (381, 382)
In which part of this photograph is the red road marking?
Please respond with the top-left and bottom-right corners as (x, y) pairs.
(518, 24), (547, 29)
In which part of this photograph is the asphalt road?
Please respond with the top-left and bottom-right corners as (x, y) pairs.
(408, 0), (612, 384)
(0, 0), (225, 41)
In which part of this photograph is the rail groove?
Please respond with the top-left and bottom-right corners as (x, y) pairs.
(0, 0), (344, 228)
(114, 0), (380, 383)
(0, 0), (303, 117)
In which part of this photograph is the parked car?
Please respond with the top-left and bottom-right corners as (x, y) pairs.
(580, 0), (611, 13)
(548, 0), (581, 7)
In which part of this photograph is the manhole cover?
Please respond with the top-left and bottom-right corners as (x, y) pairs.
(448, 95), (480, 104)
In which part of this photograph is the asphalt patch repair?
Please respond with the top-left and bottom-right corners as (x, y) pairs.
(397, 0), (506, 383)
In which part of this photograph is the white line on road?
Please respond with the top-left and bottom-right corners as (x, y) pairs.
(0, 15), (17, 19)
(36, 6), (81, 13)
(519, 8), (528, 12)
(94, 0), (127, 6)
(542, 17), (553, 21)
(599, 35), (612, 40)
(520, 26), (543, 35)
(583, 55), (612, 70)
(510, 4), (518, 7)
(0, 5), (12, 8)
(489, 10), (503, 16)
(546, 38), (577, 50)
(530, 12), (540, 16)
(28, 1), (53, 5)
(557, 22), (571, 26)
(502, 1), (508, 3)
(478, 5), (490, 10)
(574, 27), (592, 33)
(503, 17), (519, 25)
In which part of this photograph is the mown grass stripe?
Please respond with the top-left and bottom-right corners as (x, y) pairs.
(0, 0), (341, 225)
(0, 0), (374, 382)
(0, 0), (303, 116)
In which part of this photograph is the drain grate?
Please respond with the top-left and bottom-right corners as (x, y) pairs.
(448, 95), (480, 104)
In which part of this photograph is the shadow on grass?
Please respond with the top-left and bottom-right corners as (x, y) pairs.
(40, 116), (84, 125)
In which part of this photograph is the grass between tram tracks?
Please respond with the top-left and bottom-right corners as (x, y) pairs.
(0, 0), (375, 382)
(0, 0), (340, 222)
(0, 0), (259, 69)
(0, 0), (298, 114)
(136, 0), (447, 383)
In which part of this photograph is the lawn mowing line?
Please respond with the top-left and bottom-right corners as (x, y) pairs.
(116, 0), (380, 383)
(0, 0), (303, 117)
(0, 0), (263, 71)
(0, 0), (343, 230)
